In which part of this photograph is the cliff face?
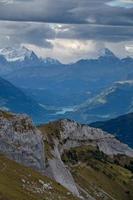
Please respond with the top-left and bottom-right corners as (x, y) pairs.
(58, 119), (133, 157)
(0, 111), (45, 171)
(0, 111), (80, 197)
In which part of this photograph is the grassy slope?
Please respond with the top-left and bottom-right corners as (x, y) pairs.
(0, 154), (78, 200)
(62, 146), (133, 200)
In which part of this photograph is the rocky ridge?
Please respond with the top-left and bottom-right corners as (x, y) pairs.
(0, 111), (133, 199)
(39, 119), (133, 197)
(58, 119), (133, 157)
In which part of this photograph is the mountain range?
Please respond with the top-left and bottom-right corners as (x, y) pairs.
(0, 46), (133, 125)
(0, 46), (60, 66)
(1, 47), (133, 109)
(0, 46), (61, 75)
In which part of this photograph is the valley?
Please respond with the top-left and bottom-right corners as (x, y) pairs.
(0, 47), (133, 126)
(0, 46), (133, 149)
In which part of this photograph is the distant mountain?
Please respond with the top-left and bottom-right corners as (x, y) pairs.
(0, 46), (61, 75)
(0, 46), (35, 62)
(3, 48), (133, 109)
(0, 46), (61, 65)
(0, 77), (50, 123)
(69, 80), (133, 123)
(90, 112), (133, 148)
(76, 48), (119, 65)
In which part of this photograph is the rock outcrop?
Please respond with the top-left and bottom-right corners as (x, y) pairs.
(44, 138), (80, 197)
(40, 119), (133, 197)
(58, 119), (133, 157)
(0, 111), (45, 171)
(0, 111), (80, 197)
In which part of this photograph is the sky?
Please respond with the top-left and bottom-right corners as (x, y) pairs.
(0, 0), (133, 63)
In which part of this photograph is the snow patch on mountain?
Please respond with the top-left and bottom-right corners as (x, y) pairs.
(0, 46), (61, 66)
(100, 48), (117, 58)
(0, 46), (33, 62)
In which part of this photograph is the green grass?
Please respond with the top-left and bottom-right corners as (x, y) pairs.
(62, 145), (133, 200)
(0, 111), (14, 120)
(38, 121), (63, 159)
(0, 154), (78, 200)
(39, 121), (62, 141)
(72, 163), (133, 200)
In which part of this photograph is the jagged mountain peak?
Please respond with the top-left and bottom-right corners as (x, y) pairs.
(0, 46), (38, 62)
(99, 48), (118, 59)
(76, 48), (119, 64)
(0, 46), (62, 65)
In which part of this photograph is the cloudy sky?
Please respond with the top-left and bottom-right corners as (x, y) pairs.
(0, 0), (133, 63)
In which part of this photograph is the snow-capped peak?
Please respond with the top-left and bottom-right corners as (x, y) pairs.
(0, 46), (35, 62)
(100, 48), (117, 58)
(0, 46), (61, 65)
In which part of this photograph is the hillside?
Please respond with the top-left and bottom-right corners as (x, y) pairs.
(90, 112), (133, 148)
(63, 145), (133, 200)
(0, 154), (77, 200)
(0, 77), (49, 123)
(72, 80), (133, 123)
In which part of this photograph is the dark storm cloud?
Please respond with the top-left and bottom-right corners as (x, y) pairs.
(0, 0), (133, 48)
(0, 0), (133, 26)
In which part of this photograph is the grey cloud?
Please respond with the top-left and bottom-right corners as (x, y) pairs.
(0, 0), (133, 50)
(56, 24), (133, 42)
(0, 0), (133, 27)
(0, 21), (55, 48)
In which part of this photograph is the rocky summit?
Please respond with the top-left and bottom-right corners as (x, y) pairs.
(0, 111), (133, 200)
(0, 111), (45, 171)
